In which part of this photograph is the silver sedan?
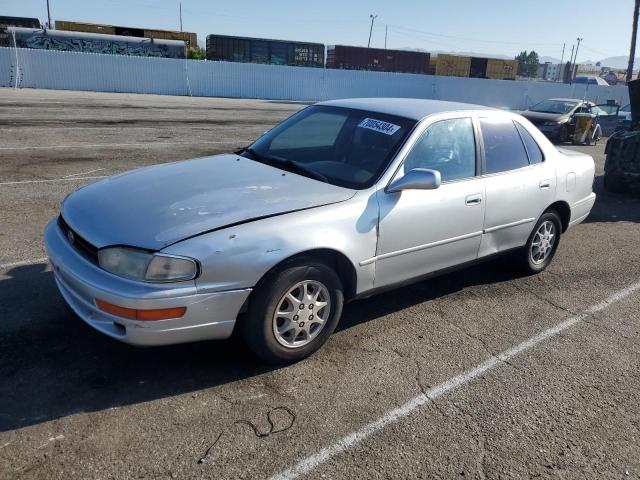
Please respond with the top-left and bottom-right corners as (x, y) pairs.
(45, 98), (596, 363)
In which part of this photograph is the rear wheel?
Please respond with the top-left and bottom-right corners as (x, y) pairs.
(242, 260), (344, 364)
(518, 211), (562, 274)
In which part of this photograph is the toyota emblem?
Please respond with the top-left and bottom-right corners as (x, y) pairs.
(67, 230), (75, 244)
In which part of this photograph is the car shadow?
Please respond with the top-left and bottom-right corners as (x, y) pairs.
(0, 256), (524, 432)
(585, 174), (640, 224)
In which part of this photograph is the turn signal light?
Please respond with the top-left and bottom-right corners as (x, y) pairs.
(95, 299), (186, 321)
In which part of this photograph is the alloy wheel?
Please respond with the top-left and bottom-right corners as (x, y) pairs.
(272, 280), (331, 349)
(530, 220), (556, 265)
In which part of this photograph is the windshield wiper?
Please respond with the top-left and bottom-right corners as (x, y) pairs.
(236, 146), (266, 162)
(270, 156), (329, 183)
(237, 147), (328, 183)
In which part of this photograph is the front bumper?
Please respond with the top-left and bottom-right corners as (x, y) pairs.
(535, 124), (562, 137)
(44, 219), (251, 346)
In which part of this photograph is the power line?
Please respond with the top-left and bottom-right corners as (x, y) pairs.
(388, 24), (561, 47)
(102, 0), (368, 25)
(389, 27), (564, 56)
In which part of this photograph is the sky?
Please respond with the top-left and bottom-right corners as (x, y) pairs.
(2, 0), (635, 62)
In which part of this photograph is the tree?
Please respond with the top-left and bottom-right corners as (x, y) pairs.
(187, 47), (206, 60)
(515, 50), (540, 78)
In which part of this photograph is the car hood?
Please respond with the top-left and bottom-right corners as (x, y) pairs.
(62, 154), (356, 250)
(520, 110), (567, 123)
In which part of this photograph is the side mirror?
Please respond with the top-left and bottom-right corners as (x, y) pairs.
(387, 168), (441, 193)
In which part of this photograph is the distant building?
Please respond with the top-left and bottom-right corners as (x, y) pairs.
(542, 63), (562, 81)
(576, 63), (602, 75)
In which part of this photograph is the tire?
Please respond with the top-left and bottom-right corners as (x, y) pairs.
(558, 125), (569, 143)
(241, 260), (344, 364)
(604, 171), (627, 193)
(518, 211), (562, 274)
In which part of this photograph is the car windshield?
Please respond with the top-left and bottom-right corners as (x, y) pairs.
(242, 105), (416, 189)
(529, 100), (577, 114)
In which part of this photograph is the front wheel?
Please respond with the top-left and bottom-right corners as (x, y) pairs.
(518, 211), (562, 274)
(241, 260), (344, 364)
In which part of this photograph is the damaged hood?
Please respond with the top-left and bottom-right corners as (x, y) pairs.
(62, 154), (356, 250)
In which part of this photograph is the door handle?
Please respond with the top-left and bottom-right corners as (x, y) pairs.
(465, 194), (482, 206)
(539, 179), (552, 189)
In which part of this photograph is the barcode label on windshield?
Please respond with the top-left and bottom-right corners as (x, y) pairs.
(357, 118), (401, 135)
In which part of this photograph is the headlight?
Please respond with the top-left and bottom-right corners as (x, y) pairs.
(98, 247), (198, 282)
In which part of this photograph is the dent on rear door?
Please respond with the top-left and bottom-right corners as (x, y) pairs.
(480, 166), (556, 257)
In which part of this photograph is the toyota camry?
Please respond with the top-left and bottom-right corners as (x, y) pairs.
(45, 98), (596, 363)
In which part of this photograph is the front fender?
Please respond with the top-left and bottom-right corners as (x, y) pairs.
(161, 191), (379, 295)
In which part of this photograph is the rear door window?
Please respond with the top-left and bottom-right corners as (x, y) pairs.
(515, 122), (544, 164)
(480, 118), (530, 173)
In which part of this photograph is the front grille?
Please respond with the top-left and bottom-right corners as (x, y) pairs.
(58, 216), (99, 264)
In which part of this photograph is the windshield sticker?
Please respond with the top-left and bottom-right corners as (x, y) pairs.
(357, 118), (401, 135)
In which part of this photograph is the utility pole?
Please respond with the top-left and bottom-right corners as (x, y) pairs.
(572, 37), (583, 80)
(179, 2), (183, 33)
(367, 14), (377, 48)
(628, 0), (640, 82)
(385, 24), (388, 49)
(566, 44), (574, 83)
(46, 0), (52, 29)
(558, 43), (565, 82)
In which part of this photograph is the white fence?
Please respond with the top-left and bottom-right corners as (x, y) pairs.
(0, 47), (629, 109)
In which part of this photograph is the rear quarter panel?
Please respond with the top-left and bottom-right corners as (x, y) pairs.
(553, 148), (596, 226)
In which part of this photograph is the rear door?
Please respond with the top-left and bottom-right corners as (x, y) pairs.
(478, 117), (556, 257)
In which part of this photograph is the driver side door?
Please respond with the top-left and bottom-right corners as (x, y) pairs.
(373, 116), (486, 288)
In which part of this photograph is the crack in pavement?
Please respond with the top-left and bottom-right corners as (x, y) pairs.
(511, 283), (578, 316)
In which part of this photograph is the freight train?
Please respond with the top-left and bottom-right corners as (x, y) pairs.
(55, 20), (197, 49)
(2, 27), (187, 59)
(1, 18), (520, 80)
(206, 34), (324, 68)
(326, 45), (430, 74)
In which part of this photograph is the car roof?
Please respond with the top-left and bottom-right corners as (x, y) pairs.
(316, 98), (495, 121)
(545, 98), (585, 103)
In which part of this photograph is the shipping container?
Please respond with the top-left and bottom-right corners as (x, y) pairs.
(432, 54), (471, 77)
(486, 58), (518, 80)
(0, 16), (41, 28)
(326, 45), (430, 74)
(469, 57), (488, 78)
(55, 20), (197, 48)
(0, 16), (41, 47)
(206, 34), (324, 68)
(5, 27), (186, 58)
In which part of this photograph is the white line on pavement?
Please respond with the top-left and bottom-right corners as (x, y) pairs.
(0, 140), (245, 151)
(270, 280), (640, 480)
(0, 257), (48, 270)
(62, 168), (106, 178)
(0, 176), (107, 186)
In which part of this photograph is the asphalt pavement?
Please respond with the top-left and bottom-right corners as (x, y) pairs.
(1, 88), (639, 480)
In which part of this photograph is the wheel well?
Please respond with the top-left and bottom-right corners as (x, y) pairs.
(254, 249), (358, 301)
(545, 201), (571, 232)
